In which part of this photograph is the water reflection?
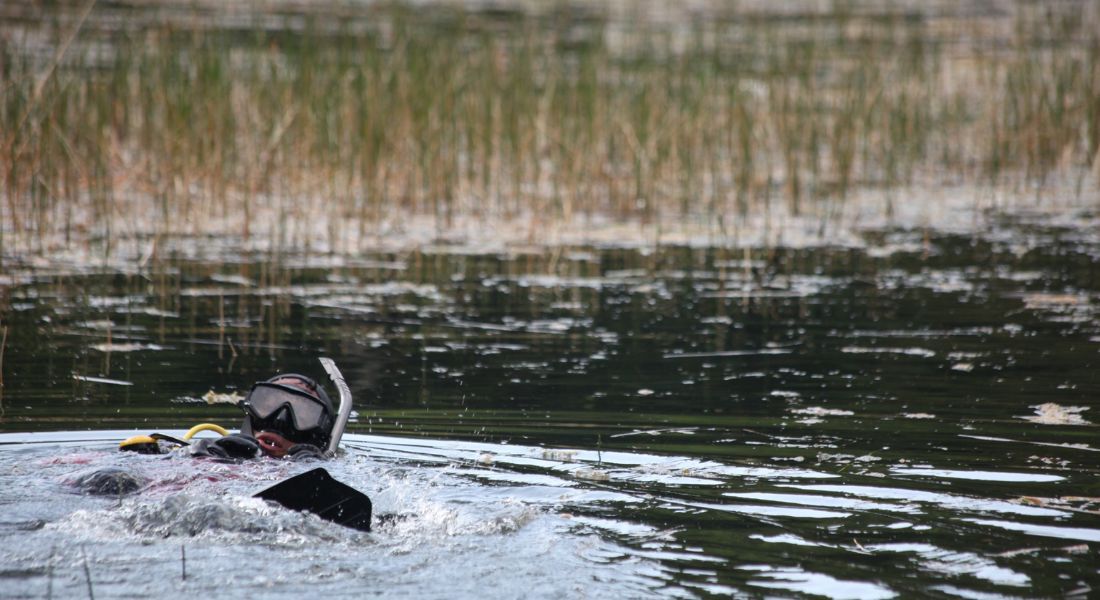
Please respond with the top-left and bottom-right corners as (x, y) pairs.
(1, 218), (1098, 595)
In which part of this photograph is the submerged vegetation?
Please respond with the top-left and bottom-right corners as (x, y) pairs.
(1, 0), (1098, 256)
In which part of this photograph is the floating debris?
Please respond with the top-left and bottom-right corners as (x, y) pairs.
(1022, 293), (1087, 309)
(951, 363), (974, 372)
(574, 469), (611, 482)
(960, 434), (1098, 452)
(1028, 455), (1071, 468)
(891, 467), (1064, 483)
(73, 375), (134, 386)
(210, 273), (255, 286)
(136, 307), (180, 318)
(91, 342), (166, 352)
(947, 351), (984, 360)
(542, 449), (578, 462)
(77, 320), (116, 330)
(901, 413), (936, 420)
(610, 427), (699, 439)
(664, 348), (793, 359)
(790, 407), (855, 417)
(1019, 403), (1090, 426)
(841, 346), (936, 358)
(817, 452), (880, 465)
(770, 390), (801, 399)
(203, 390), (244, 405)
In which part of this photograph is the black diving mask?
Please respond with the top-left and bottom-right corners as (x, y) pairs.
(244, 382), (331, 433)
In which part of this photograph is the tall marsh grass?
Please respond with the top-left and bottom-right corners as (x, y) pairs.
(1, 0), (1098, 256)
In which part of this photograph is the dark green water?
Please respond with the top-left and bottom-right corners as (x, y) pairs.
(2, 217), (1099, 597)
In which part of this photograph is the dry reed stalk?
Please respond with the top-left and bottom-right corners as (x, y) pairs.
(0, 322), (7, 418)
(0, 1), (1097, 256)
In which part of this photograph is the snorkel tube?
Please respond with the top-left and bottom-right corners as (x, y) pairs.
(319, 357), (352, 457)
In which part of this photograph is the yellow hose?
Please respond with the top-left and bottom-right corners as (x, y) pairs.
(119, 434), (157, 451)
(182, 423), (230, 440)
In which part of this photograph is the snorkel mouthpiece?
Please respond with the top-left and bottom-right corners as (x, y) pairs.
(255, 431), (296, 458)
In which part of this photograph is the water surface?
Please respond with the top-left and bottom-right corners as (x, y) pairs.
(1, 215), (1099, 597)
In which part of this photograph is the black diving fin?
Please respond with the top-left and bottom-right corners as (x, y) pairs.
(254, 467), (372, 532)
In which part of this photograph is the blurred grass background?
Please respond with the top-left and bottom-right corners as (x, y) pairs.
(1, 0), (1098, 257)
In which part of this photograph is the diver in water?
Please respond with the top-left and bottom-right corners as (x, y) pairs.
(121, 373), (337, 460)
(112, 361), (372, 530)
(195, 373), (334, 460)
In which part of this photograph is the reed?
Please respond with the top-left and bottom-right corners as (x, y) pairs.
(0, 0), (1097, 256)
(0, 321), (7, 417)
(80, 545), (95, 600)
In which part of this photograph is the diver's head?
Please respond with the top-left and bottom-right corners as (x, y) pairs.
(241, 374), (334, 457)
